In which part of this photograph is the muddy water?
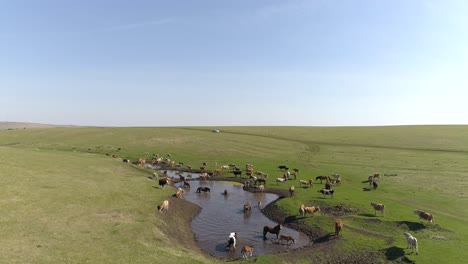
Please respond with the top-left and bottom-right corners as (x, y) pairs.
(171, 175), (310, 259)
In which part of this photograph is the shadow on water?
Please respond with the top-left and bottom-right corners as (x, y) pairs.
(396, 221), (426, 231)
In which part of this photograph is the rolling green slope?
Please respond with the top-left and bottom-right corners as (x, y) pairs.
(0, 126), (467, 263)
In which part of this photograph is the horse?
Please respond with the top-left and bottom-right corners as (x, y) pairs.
(226, 232), (237, 251)
(299, 205), (321, 217)
(279, 234), (295, 245)
(316, 175), (329, 184)
(158, 200), (169, 212)
(175, 188), (184, 199)
(243, 202), (252, 213)
(335, 219), (343, 238)
(403, 232), (418, 255)
(370, 202), (385, 216)
(241, 245), (254, 259)
(414, 209), (434, 224)
(196, 187), (211, 193)
(372, 181), (378, 190)
(289, 185), (295, 197)
(263, 224), (282, 240)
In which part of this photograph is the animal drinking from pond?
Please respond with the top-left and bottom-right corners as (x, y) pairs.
(263, 224), (282, 240)
(196, 187), (211, 193)
(279, 234), (295, 245)
(243, 201), (252, 213)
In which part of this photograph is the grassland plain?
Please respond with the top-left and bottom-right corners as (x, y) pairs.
(0, 126), (467, 263)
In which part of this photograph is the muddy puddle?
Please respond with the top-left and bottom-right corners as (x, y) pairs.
(159, 170), (310, 260)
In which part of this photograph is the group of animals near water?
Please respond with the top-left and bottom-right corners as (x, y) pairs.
(146, 159), (432, 259)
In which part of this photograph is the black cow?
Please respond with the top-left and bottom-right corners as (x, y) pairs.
(233, 170), (242, 177)
(159, 178), (170, 188)
(318, 189), (334, 198)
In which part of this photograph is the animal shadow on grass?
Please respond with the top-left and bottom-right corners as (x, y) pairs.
(314, 233), (332, 243)
(359, 213), (378, 218)
(285, 215), (305, 223)
(397, 221), (426, 232)
(385, 246), (405, 261)
(362, 187), (372, 191)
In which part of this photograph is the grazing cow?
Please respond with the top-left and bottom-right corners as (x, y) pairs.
(233, 170), (242, 177)
(404, 232), (418, 255)
(335, 219), (343, 238)
(299, 180), (309, 187)
(221, 165), (229, 170)
(299, 204), (321, 217)
(414, 209), (434, 224)
(279, 234), (296, 245)
(243, 201), (252, 213)
(277, 178), (287, 183)
(335, 177), (342, 186)
(158, 200), (169, 212)
(255, 178), (266, 185)
(176, 188), (185, 199)
(278, 165), (288, 170)
(319, 189), (334, 198)
(370, 202), (385, 216)
(241, 245), (254, 259)
(196, 187), (211, 193)
(159, 177), (170, 188)
(263, 224), (282, 240)
(289, 185), (295, 197)
(325, 181), (333, 190)
(372, 181), (378, 190)
(226, 232), (237, 251)
(316, 175), (329, 184)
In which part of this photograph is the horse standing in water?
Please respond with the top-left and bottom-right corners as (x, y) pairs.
(263, 224), (282, 240)
(226, 232), (237, 251)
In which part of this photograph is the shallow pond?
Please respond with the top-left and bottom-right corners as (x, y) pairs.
(164, 172), (310, 260)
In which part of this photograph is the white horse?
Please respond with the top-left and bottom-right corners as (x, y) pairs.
(226, 232), (237, 250)
(403, 232), (418, 255)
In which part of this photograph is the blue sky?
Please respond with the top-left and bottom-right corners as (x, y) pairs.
(1, 0), (467, 126)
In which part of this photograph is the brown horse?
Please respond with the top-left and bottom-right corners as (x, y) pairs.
(263, 224), (282, 240)
(316, 175), (329, 184)
(335, 219), (343, 238)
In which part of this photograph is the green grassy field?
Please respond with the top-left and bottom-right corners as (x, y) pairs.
(1, 126), (467, 263)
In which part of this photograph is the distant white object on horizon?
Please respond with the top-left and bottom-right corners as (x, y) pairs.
(212, 129), (220, 133)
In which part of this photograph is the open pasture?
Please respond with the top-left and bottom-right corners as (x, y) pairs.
(0, 126), (467, 263)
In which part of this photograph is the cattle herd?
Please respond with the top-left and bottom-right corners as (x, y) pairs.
(136, 156), (434, 259)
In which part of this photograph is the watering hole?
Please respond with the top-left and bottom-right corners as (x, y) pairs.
(161, 170), (310, 259)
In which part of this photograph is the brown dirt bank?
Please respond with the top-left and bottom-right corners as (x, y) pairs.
(158, 175), (381, 263)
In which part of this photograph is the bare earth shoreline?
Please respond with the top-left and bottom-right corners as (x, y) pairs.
(158, 175), (382, 263)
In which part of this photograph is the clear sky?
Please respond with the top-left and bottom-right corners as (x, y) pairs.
(1, 0), (467, 126)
